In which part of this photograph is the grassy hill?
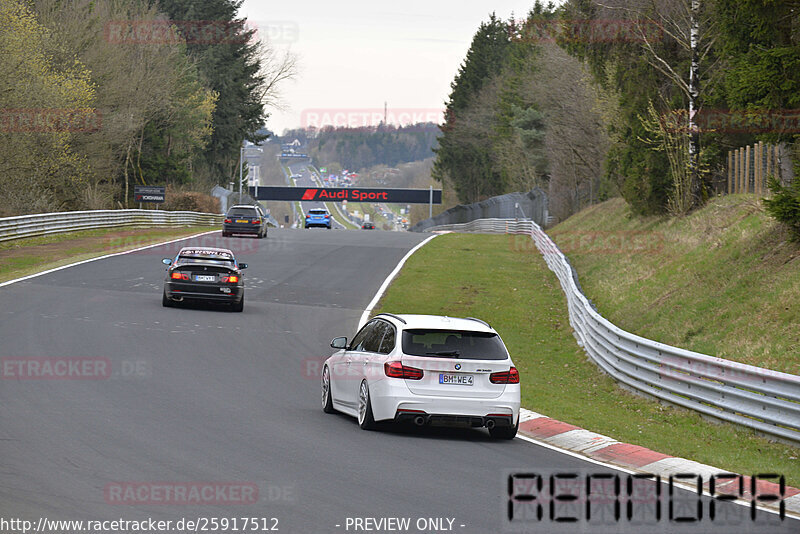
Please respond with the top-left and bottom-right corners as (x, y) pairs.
(549, 195), (800, 375)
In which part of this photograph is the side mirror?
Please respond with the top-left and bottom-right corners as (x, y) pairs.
(238, 263), (248, 270)
(330, 337), (348, 350)
(162, 258), (172, 266)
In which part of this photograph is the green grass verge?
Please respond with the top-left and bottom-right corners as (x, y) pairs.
(375, 233), (800, 486)
(327, 203), (359, 229)
(549, 195), (800, 374)
(353, 202), (380, 221)
(0, 226), (217, 283)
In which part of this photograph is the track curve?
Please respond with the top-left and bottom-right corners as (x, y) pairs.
(0, 228), (795, 533)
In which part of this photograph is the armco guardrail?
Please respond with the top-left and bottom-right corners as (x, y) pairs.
(427, 218), (800, 444)
(0, 210), (223, 243)
(411, 188), (548, 232)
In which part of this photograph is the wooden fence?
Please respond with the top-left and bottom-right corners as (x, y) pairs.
(727, 142), (780, 195)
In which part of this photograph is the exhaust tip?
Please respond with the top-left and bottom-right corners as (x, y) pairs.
(413, 416), (426, 426)
(486, 419), (496, 430)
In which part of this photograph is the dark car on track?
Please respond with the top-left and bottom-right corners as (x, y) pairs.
(361, 221), (375, 230)
(162, 247), (248, 312)
(223, 205), (268, 238)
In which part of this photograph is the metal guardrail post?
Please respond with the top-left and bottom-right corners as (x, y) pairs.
(0, 210), (224, 243)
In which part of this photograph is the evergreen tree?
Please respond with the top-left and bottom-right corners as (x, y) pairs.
(433, 13), (513, 202)
(156, 0), (267, 182)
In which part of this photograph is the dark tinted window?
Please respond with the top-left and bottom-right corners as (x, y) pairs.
(350, 322), (376, 352)
(401, 330), (509, 360)
(177, 257), (235, 267)
(309, 209), (328, 215)
(350, 320), (397, 353)
(227, 207), (258, 217)
(176, 249), (235, 266)
(378, 323), (396, 354)
(361, 321), (386, 353)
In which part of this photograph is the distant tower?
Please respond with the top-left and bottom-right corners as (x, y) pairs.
(384, 101), (387, 125)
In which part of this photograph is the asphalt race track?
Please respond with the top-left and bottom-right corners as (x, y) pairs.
(0, 229), (797, 533)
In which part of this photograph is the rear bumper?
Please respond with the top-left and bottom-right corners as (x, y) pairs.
(164, 282), (243, 302)
(223, 224), (260, 235)
(394, 411), (514, 428)
(305, 221), (331, 228)
(369, 379), (520, 425)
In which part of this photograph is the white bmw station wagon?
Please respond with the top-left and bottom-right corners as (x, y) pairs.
(321, 314), (521, 439)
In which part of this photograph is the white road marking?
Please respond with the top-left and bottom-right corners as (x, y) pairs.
(358, 234), (438, 329)
(0, 230), (219, 288)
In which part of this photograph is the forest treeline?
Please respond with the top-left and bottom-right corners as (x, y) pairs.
(0, 0), (293, 216)
(435, 1), (800, 221)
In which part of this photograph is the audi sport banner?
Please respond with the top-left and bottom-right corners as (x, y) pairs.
(134, 185), (165, 203)
(249, 186), (442, 204)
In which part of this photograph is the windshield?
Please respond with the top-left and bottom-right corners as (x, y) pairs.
(309, 210), (328, 216)
(176, 249), (235, 266)
(177, 257), (235, 267)
(401, 329), (509, 360)
(227, 208), (257, 217)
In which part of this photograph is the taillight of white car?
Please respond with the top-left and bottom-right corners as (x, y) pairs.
(384, 361), (423, 380)
(489, 367), (520, 384)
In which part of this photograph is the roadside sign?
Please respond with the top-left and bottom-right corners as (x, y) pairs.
(134, 185), (165, 203)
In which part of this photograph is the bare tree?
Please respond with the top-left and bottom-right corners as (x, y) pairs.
(254, 41), (297, 113)
(526, 42), (612, 220)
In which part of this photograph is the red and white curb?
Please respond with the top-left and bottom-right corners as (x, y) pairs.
(517, 408), (800, 516)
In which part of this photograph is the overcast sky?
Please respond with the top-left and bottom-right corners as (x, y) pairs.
(240, 1), (547, 134)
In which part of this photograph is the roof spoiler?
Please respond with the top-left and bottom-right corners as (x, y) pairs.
(375, 312), (407, 324)
(465, 317), (490, 327)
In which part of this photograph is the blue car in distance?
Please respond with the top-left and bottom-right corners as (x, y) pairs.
(305, 208), (332, 229)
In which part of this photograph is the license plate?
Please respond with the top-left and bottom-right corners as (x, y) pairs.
(235, 219), (248, 223)
(439, 373), (474, 386)
(195, 275), (215, 282)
